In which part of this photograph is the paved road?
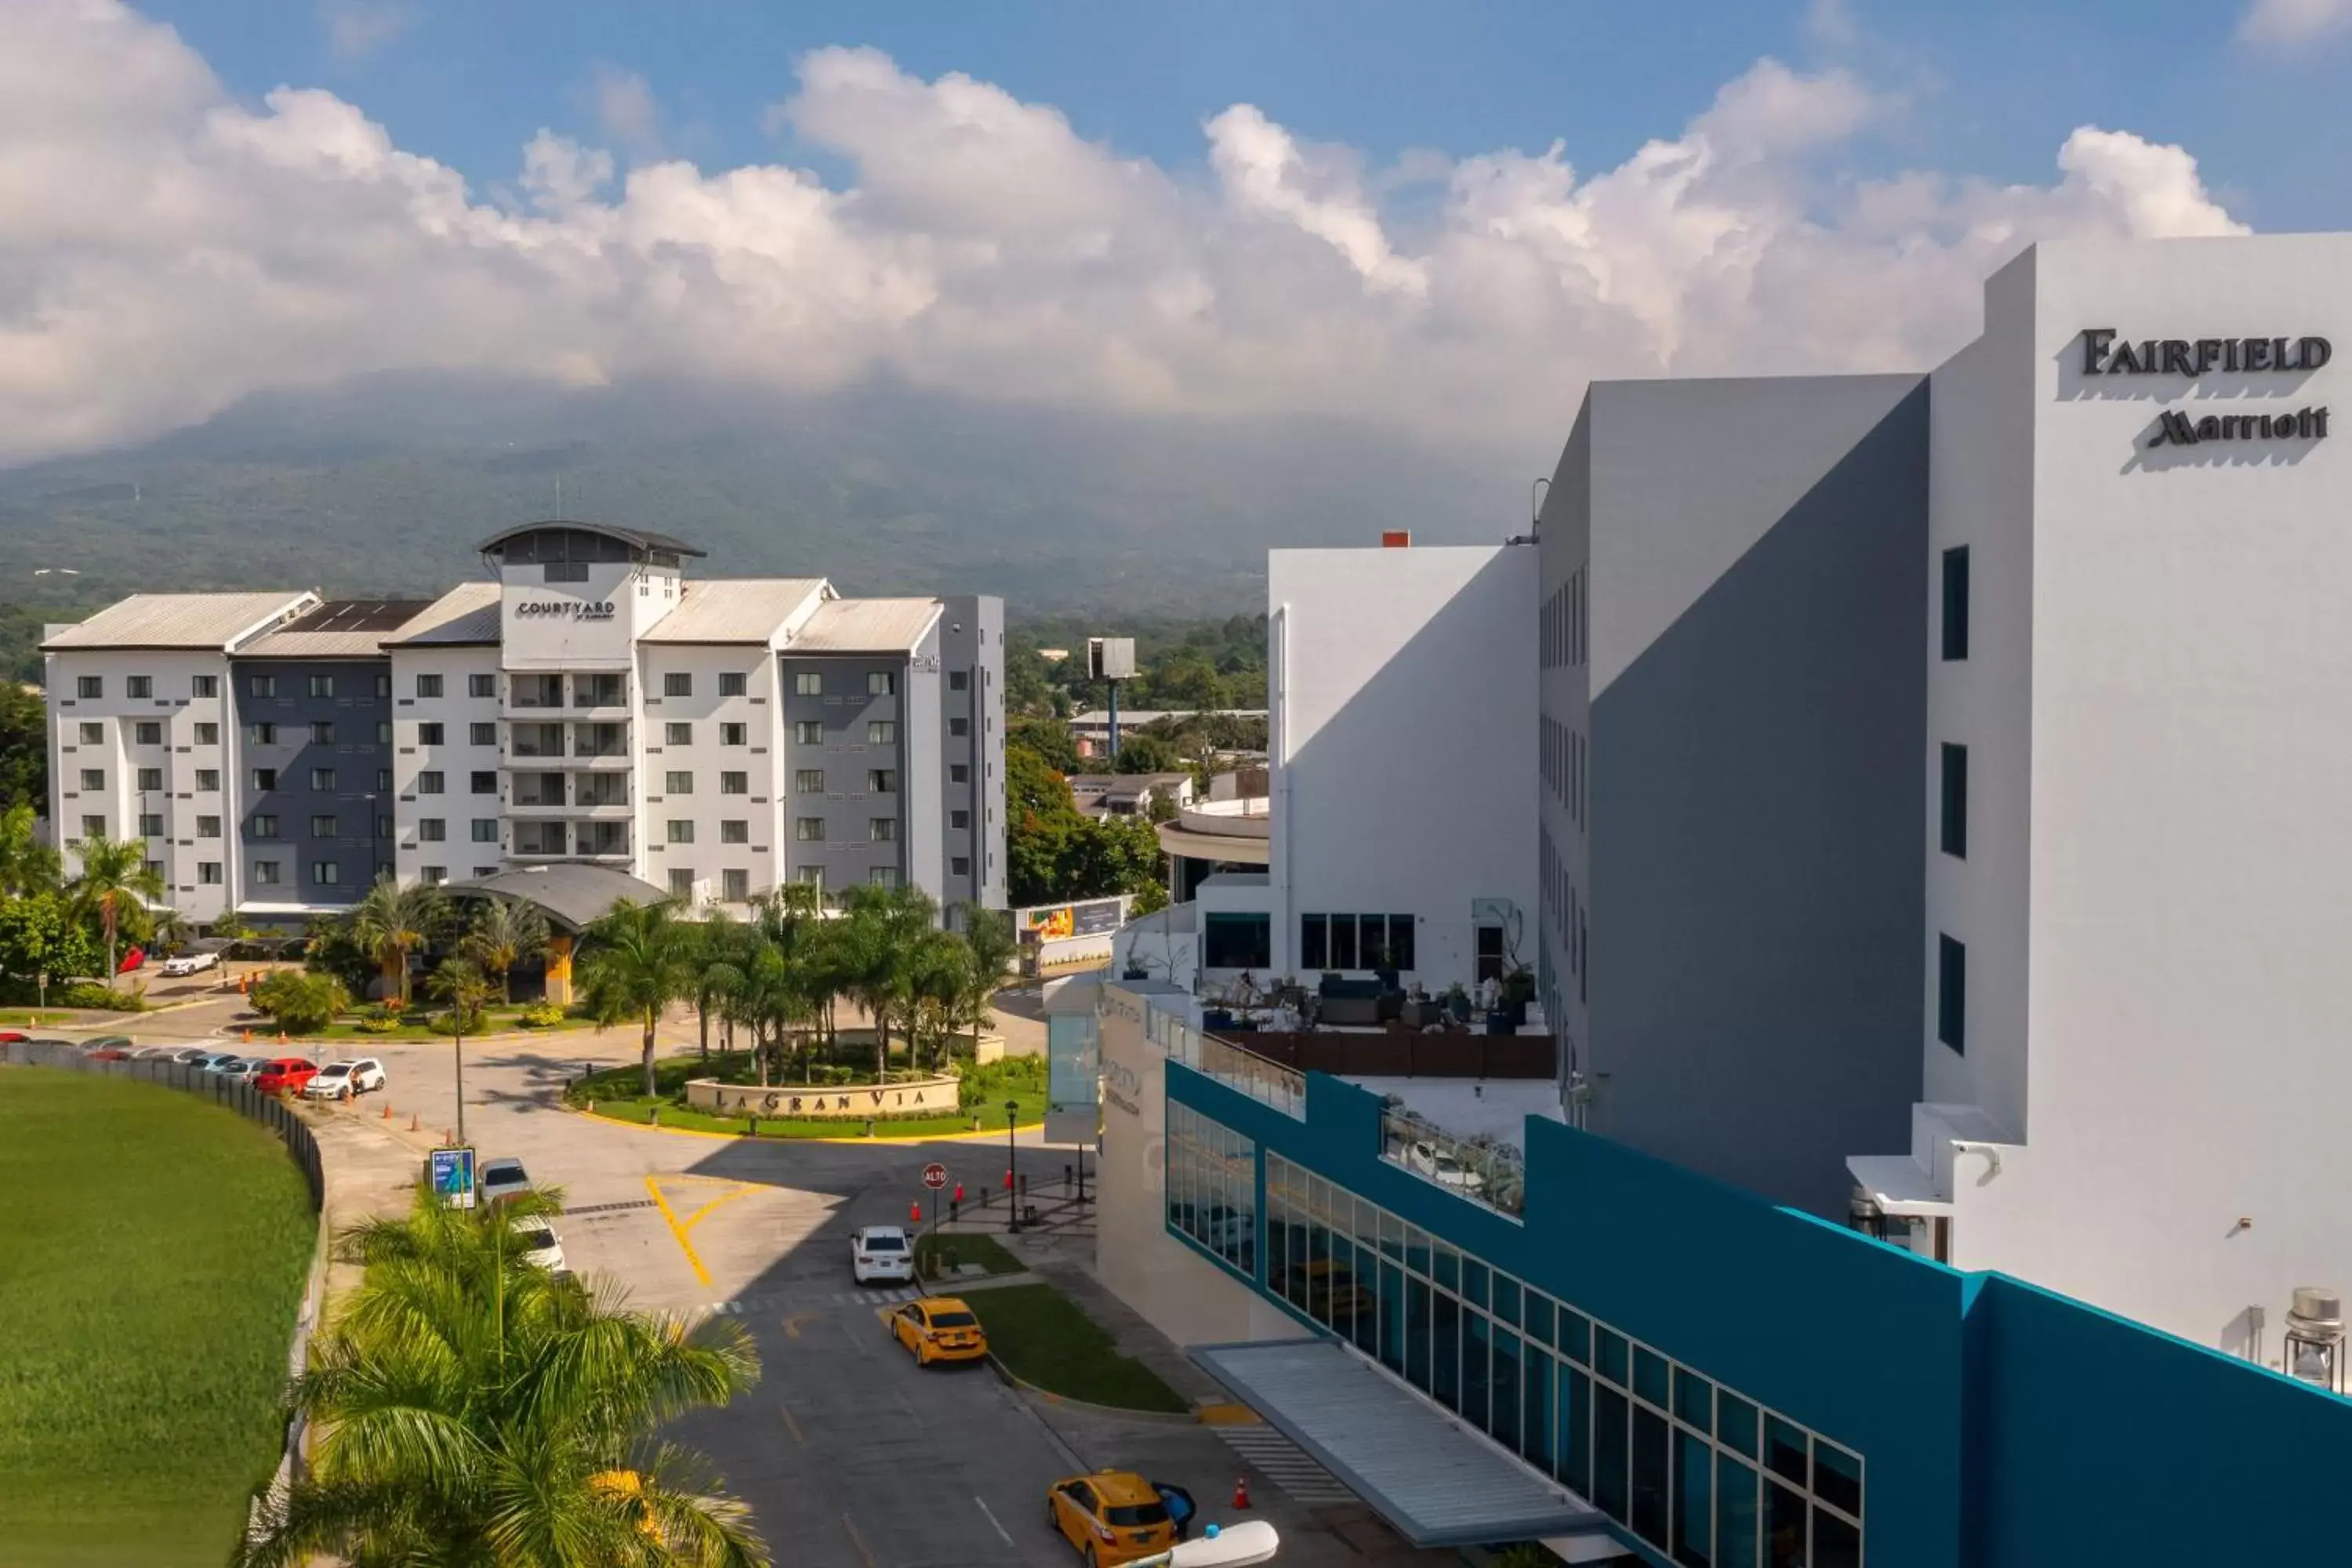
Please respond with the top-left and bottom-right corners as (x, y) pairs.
(42, 996), (1446, 1567)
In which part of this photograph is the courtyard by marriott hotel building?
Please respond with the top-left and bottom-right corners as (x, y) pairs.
(1079, 233), (2352, 1567)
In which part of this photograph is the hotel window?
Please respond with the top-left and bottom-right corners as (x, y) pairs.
(952, 855), (971, 877)
(312, 862), (340, 886)
(419, 867), (446, 887)
(949, 670), (967, 691)
(252, 860), (281, 885)
(797, 866), (826, 891)
(796, 818), (826, 842)
(252, 814), (279, 838)
(470, 771), (496, 794)
(416, 722), (442, 746)
(194, 722), (219, 746)
(377, 815), (394, 839)
(951, 809), (969, 829)
(867, 671), (896, 696)
(795, 720), (824, 745)
(470, 819), (499, 843)
(79, 768), (104, 792)
(143, 858), (165, 880)
(869, 866), (899, 887)
(136, 767), (163, 791)
(75, 675), (103, 699)
(1940, 744), (1967, 858)
(867, 720), (895, 744)
(866, 769), (898, 793)
(376, 674), (391, 697)
(666, 771), (693, 794)
(720, 771), (747, 795)
(719, 672), (747, 696)
(249, 674), (274, 697)
(949, 764), (969, 784)
(666, 723), (693, 746)
(77, 722), (103, 744)
(310, 721), (337, 745)
(796, 769), (826, 793)
(251, 722), (277, 746)
(126, 675), (152, 699)
(137, 814), (164, 837)
(416, 771), (442, 793)
(664, 673), (692, 697)
(468, 673), (495, 699)
(949, 717), (969, 738)
(1940, 546), (1970, 662)
(720, 819), (749, 844)
(722, 869), (750, 902)
(194, 770), (220, 792)
(474, 866), (499, 879)
(252, 769), (277, 793)
(134, 721), (162, 746)
(308, 675), (335, 698)
(310, 814), (339, 837)
(416, 673), (443, 698)
(793, 672), (822, 696)
(870, 818), (898, 842)
(720, 722), (746, 746)
(1204, 912), (1272, 970)
(470, 722), (496, 746)
(668, 820), (695, 844)
(1937, 935), (1965, 1054)
(669, 868), (695, 897)
(198, 862), (221, 885)
(81, 816), (106, 840)
(196, 815), (221, 838)
(377, 769), (393, 791)
(418, 819), (445, 842)
(192, 675), (218, 698)
(376, 721), (393, 744)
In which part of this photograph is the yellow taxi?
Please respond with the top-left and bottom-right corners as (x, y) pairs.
(887, 1296), (989, 1365)
(1045, 1469), (1179, 1565)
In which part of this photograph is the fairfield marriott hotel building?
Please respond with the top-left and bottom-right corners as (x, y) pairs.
(1083, 233), (2352, 1568)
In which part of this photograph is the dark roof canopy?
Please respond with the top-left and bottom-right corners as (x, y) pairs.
(476, 521), (706, 560)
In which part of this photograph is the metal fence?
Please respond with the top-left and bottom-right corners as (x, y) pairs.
(1156, 1004), (1307, 1120)
(1381, 1104), (1528, 1218)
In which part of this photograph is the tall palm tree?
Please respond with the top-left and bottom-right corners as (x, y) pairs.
(0, 800), (60, 898)
(578, 898), (699, 1098)
(687, 912), (743, 1065)
(833, 884), (938, 1081)
(902, 931), (971, 1072)
(347, 873), (448, 1006)
(955, 903), (1017, 1058)
(463, 895), (550, 1004)
(67, 830), (165, 982)
(430, 957), (499, 1146)
(238, 1189), (767, 1568)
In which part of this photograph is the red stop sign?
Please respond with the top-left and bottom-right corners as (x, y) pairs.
(921, 1162), (949, 1190)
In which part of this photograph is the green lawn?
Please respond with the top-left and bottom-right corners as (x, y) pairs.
(916, 1230), (1025, 1278)
(282, 1007), (597, 1042)
(959, 1283), (1188, 1413)
(0, 1069), (316, 1567)
(583, 1094), (1043, 1140)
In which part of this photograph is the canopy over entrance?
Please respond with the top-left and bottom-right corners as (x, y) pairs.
(448, 864), (666, 932)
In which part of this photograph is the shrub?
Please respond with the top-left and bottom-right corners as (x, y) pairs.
(517, 1003), (565, 1028)
(250, 971), (349, 1034)
(354, 1013), (404, 1035)
(50, 981), (147, 1011)
(425, 1009), (487, 1036)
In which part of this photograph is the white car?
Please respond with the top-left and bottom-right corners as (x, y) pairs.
(477, 1158), (532, 1206)
(302, 1058), (387, 1100)
(510, 1214), (568, 1274)
(851, 1225), (915, 1285)
(1407, 1139), (1486, 1193)
(160, 950), (221, 977)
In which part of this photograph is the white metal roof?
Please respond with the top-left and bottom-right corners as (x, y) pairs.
(42, 591), (320, 652)
(640, 579), (830, 644)
(383, 582), (502, 647)
(788, 597), (942, 654)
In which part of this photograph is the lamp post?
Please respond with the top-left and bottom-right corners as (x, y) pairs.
(1004, 1098), (1021, 1233)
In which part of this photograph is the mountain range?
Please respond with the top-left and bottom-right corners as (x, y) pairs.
(0, 373), (1522, 617)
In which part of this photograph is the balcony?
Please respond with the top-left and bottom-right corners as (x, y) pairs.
(1381, 1104), (1526, 1219)
(509, 822), (633, 859)
(572, 674), (629, 715)
(506, 771), (568, 809)
(508, 724), (567, 760)
(503, 674), (564, 715)
(1161, 1009), (1305, 1120)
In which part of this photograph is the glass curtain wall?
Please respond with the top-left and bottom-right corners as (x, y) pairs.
(1261, 1151), (1864, 1568)
(1166, 1103), (1258, 1276)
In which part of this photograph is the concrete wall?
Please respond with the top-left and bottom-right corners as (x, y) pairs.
(1570, 374), (1929, 1218)
(1267, 545), (1539, 996)
(1536, 406), (1592, 1110)
(231, 658), (393, 908)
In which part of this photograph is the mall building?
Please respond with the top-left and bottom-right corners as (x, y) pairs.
(41, 521), (1005, 925)
(1079, 233), (2352, 1565)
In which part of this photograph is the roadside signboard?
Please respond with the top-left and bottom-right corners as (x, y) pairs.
(428, 1146), (477, 1209)
(921, 1162), (949, 1190)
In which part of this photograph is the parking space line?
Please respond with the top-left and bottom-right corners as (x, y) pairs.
(642, 1174), (760, 1290)
(779, 1403), (804, 1446)
(974, 1496), (1014, 1548)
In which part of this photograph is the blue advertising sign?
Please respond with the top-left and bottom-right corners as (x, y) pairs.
(427, 1146), (477, 1209)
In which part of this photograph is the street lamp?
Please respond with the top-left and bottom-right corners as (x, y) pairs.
(1004, 1098), (1021, 1233)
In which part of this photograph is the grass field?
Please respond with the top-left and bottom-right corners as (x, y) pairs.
(0, 1069), (316, 1568)
(916, 1230), (1025, 1278)
(960, 1283), (1189, 1413)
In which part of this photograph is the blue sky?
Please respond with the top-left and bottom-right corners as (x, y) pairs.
(138, 0), (2352, 230)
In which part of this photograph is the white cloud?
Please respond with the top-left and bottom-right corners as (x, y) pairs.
(0, 1), (2253, 470)
(590, 64), (662, 157)
(2239, 0), (2352, 44)
(1805, 0), (1861, 49)
(318, 0), (409, 64)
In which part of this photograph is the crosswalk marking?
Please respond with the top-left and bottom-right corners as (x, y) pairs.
(1210, 1425), (1357, 1506)
(700, 1286), (922, 1317)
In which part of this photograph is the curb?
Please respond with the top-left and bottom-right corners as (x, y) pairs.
(571, 1105), (1047, 1146)
(982, 1353), (1201, 1424)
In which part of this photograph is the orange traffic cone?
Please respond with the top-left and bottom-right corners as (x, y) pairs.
(241, 1028), (251, 1045)
(1232, 1475), (1250, 1510)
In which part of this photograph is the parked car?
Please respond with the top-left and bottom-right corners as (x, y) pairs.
(851, 1225), (914, 1285)
(201, 1053), (252, 1075)
(170, 1046), (220, 1065)
(252, 1057), (320, 1095)
(303, 1058), (387, 1100)
(161, 950), (222, 977)
(1045, 1471), (1178, 1565)
(887, 1297), (989, 1366)
(116, 946), (145, 974)
(1406, 1139), (1486, 1193)
(0, 1030), (27, 1044)
(85, 1047), (133, 1062)
(477, 1157), (532, 1206)
(213, 1057), (262, 1082)
(82, 1035), (134, 1052)
(510, 1214), (568, 1273)
(130, 1044), (182, 1061)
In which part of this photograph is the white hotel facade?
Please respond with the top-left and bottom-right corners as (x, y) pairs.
(42, 522), (1006, 925)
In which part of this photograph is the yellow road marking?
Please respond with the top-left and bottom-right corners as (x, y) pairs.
(643, 1175), (710, 1287)
(641, 1174), (761, 1288)
(783, 1312), (819, 1341)
(1196, 1401), (1264, 1426)
(779, 1403), (804, 1445)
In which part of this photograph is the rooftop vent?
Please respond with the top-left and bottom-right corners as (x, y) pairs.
(2284, 1286), (2345, 1392)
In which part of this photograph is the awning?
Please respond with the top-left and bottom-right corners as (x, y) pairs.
(447, 864), (669, 932)
(1190, 1338), (1613, 1549)
(1846, 1154), (1955, 1218)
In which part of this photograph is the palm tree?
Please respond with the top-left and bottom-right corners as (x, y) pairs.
(347, 873), (448, 1007)
(238, 1189), (767, 1568)
(955, 903), (1017, 1058)
(0, 800), (60, 898)
(463, 895), (550, 1005)
(687, 912), (743, 1065)
(430, 957), (499, 1146)
(67, 831), (165, 982)
(578, 898), (699, 1098)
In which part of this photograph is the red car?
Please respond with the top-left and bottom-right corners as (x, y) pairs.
(0, 1031), (28, 1044)
(252, 1057), (319, 1095)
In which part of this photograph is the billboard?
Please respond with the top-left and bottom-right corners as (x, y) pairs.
(1021, 896), (1127, 943)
